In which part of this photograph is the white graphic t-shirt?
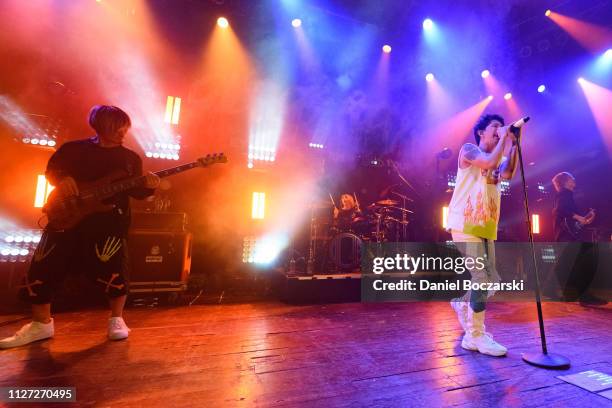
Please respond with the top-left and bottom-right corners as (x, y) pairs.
(447, 144), (505, 240)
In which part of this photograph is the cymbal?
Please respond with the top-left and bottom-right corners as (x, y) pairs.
(376, 199), (399, 206)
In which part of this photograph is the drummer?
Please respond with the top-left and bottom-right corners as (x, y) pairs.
(333, 194), (363, 231)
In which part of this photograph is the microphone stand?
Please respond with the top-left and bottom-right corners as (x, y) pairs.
(516, 131), (570, 369)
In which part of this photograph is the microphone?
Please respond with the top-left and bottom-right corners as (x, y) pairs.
(509, 116), (530, 132)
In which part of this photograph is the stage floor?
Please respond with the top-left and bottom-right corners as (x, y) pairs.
(1, 301), (611, 407)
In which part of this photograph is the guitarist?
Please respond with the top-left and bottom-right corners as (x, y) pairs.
(552, 172), (594, 241)
(551, 172), (606, 306)
(0, 105), (160, 349)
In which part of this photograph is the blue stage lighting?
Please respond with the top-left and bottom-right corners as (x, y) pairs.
(423, 19), (433, 30)
(537, 84), (546, 93)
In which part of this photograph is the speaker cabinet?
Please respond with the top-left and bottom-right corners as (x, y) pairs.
(127, 230), (192, 293)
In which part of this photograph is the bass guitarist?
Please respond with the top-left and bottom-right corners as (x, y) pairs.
(0, 105), (160, 349)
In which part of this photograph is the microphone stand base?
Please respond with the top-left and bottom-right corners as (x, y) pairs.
(522, 352), (570, 369)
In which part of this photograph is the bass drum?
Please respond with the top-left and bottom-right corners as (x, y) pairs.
(329, 232), (362, 271)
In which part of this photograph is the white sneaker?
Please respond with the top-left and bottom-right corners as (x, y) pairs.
(450, 298), (468, 331)
(108, 317), (130, 341)
(462, 332), (507, 356)
(0, 319), (54, 349)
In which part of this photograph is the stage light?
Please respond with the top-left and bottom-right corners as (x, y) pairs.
(217, 17), (229, 28)
(538, 84), (546, 93)
(545, 9), (551, 17)
(247, 162), (253, 169)
(31, 138), (39, 145)
(382, 44), (392, 53)
(164, 96), (181, 125)
(504, 93), (512, 100)
(604, 48), (612, 59)
(487, 95), (494, 100)
(252, 192), (265, 219)
(34, 175), (54, 208)
(532, 214), (540, 234)
(442, 206), (449, 229)
(48, 140), (56, 147)
(481, 69), (490, 78)
(425, 73), (434, 82)
(5, 236), (14, 243)
(577, 77), (585, 84)
(423, 18), (433, 30)
(291, 18), (301, 28)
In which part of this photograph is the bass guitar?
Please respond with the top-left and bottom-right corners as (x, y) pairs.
(42, 153), (227, 231)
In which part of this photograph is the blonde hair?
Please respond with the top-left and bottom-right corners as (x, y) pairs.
(340, 194), (357, 209)
(552, 172), (574, 192)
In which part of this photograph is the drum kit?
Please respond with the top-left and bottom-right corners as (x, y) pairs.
(307, 193), (414, 273)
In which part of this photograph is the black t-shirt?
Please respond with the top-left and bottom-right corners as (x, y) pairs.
(46, 137), (153, 229)
(553, 188), (578, 241)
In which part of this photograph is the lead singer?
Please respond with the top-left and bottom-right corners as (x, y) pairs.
(446, 114), (519, 356)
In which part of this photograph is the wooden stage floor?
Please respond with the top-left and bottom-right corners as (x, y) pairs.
(1, 301), (611, 407)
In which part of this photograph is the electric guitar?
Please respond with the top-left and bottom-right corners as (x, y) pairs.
(563, 208), (595, 239)
(42, 153), (227, 231)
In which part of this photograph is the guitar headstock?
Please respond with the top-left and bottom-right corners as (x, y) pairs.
(197, 153), (228, 167)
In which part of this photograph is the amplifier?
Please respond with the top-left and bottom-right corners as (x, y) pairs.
(127, 230), (192, 293)
(131, 212), (187, 231)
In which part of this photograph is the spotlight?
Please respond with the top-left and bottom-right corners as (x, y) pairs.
(47, 140), (56, 147)
(537, 84), (546, 93)
(31, 138), (39, 145)
(247, 162), (253, 169)
(481, 69), (490, 78)
(425, 73), (434, 82)
(382, 44), (392, 53)
(577, 77), (585, 84)
(604, 49), (612, 59)
(487, 95), (494, 100)
(217, 17), (229, 28)
(423, 18), (433, 30)
(545, 9), (551, 17)
(291, 18), (301, 28)
(504, 93), (512, 100)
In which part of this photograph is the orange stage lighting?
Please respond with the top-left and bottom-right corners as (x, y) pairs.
(442, 206), (449, 229)
(578, 79), (612, 156)
(252, 192), (266, 220)
(34, 175), (54, 208)
(532, 214), (540, 234)
(164, 96), (182, 125)
(548, 12), (612, 53)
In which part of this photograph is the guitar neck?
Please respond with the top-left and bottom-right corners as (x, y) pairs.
(91, 161), (200, 199)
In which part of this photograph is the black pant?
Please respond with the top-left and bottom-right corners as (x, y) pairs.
(554, 243), (598, 301)
(20, 212), (130, 304)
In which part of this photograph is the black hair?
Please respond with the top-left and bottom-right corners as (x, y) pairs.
(88, 105), (131, 136)
(473, 114), (504, 145)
